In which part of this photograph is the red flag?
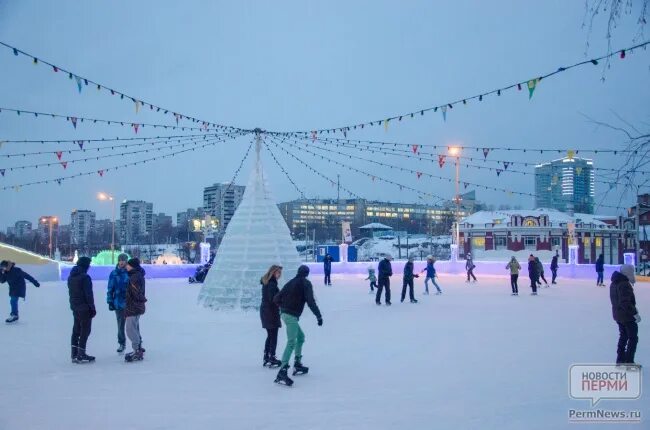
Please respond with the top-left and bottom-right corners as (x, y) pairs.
(412, 144), (419, 154)
(61, 161), (68, 169)
(98, 170), (104, 177)
(438, 155), (446, 168)
(56, 151), (63, 160)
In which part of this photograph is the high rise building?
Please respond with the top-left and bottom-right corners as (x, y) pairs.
(13, 221), (32, 239)
(203, 183), (245, 233)
(70, 210), (96, 246)
(535, 157), (595, 214)
(177, 207), (205, 229)
(119, 200), (153, 244)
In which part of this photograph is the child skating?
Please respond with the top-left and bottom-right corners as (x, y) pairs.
(365, 267), (377, 294)
(420, 255), (442, 295)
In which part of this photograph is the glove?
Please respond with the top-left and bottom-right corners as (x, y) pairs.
(317, 318), (323, 326)
(635, 314), (641, 323)
(414, 274), (420, 278)
(108, 303), (115, 311)
(34, 282), (40, 288)
(90, 307), (97, 318)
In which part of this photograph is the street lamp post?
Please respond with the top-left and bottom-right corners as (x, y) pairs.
(98, 192), (116, 264)
(41, 216), (57, 259)
(448, 146), (461, 247)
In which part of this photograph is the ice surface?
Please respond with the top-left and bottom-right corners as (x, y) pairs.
(2, 275), (647, 430)
(197, 147), (301, 310)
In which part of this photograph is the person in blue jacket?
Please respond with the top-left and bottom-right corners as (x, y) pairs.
(107, 253), (130, 353)
(0, 260), (40, 323)
(420, 255), (442, 295)
(323, 254), (333, 286)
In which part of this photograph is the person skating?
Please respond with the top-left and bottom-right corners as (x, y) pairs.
(506, 256), (521, 296)
(420, 255), (442, 295)
(528, 254), (539, 296)
(596, 254), (605, 287)
(376, 254), (393, 306)
(465, 253), (477, 283)
(323, 253), (333, 286)
(106, 253), (129, 353)
(124, 258), (147, 362)
(365, 266), (377, 294)
(535, 257), (549, 287)
(260, 265), (283, 368)
(609, 264), (641, 370)
(550, 252), (559, 284)
(67, 257), (95, 363)
(0, 260), (40, 323)
(273, 265), (323, 386)
(401, 256), (420, 303)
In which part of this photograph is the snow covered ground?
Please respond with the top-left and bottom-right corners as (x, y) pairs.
(1, 274), (647, 430)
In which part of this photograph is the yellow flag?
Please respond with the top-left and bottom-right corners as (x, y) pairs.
(384, 119), (389, 132)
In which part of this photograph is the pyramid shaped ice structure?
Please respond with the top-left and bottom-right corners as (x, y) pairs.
(197, 138), (302, 310)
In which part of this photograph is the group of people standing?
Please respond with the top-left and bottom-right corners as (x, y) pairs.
(259, 264), (323, 386)
(67, 254), (147, 363)
(504, 253), (559, 296)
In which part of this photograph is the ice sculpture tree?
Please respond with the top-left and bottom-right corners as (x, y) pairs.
(198, 132), (302, 310)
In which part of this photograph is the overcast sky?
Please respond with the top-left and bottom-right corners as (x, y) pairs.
(0, 0), (648, 229)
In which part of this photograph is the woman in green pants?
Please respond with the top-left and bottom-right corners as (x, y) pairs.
(272, 265), (323, 386)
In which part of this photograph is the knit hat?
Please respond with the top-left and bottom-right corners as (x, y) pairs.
(76, 256), (91, 271)
(620, 264), (636, 284)
(117, 253), (129, 262)
(127, 258), (141, 268)
(0, 260), (9, 268)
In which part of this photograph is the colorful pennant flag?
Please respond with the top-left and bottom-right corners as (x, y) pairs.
(77, 141), (84, 149)
(311, 131), (317, 142)
(384, 119), (389, 132)
(527, 78), (538, 99)
(416, 171), (422, 179)
(411, 144), (419, 154)
(441, 106), (447, 122)
(70, 117), (78, 129)
(0, 169), (5, 177)
(75, 76), (83, 93)
(132, 123), (139, 134)
(56, 151), (63, 160)
(98, 170), (104, 177)
(60, 161), (68, 169)
(438, 155), (446, 168)
(503, 161), (509, 170)
(496, 169), (503, 176)
(483, 148), (490, 159)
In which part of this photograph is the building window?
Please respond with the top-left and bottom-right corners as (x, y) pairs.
(551, 237), (560, 249)
(495, 236), (506, 249)
(594, 237), (602, 248)
(524, 219), (536, 227)
(472, 237), (485, 248)
(524, 237), (537, 249)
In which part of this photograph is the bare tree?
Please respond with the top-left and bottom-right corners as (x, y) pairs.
(584, 0), (648, 56)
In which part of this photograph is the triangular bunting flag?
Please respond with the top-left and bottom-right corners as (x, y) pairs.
(77, 141), (84, 150)
(343, 129), (347, 138)
(56, 151), (63, 160)
(311, 131), (317, 142)
(441, 106), (447, 122)
(411, 144), (419, 154)
(416, 172), (422, 179)
(174, 113), (180, 124)
(527, 78), (538, 99)
(483, 148), (490, 159)
(438, 155), (446, 168)
(384, 119), (389, 132)
(61, 161), (68, 169)
(98, 170), (104, 177)
(496, 169), (503, 176)
(75, 76), (83, 93)
(567, 149), (575, 160)
(132, 123), (139, 134)
(0, 169), (5, 177)
(70, 117), (78, 129)
(503, 161), (509, 170)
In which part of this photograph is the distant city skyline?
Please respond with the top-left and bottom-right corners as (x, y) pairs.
(1, 1), (647, 229)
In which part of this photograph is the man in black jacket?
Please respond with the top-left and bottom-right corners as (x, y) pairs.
(550, 252), (559, 284)
(323, 254), (333, 286)
(527, 254), (539, 295)
(67, 257), (95, 363)
(376, 254), (393, 306)
(273, 265), (322, 386)
(609, 264), (641, 368)
(1, 260), (40, 323)
(125, 258), (147, 362)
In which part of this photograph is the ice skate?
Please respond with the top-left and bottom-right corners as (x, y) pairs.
(274, 365), (294, 386)
(5, 314), (18, 323)
(125, 348), (144, 362)
(117, 344), (126, 353)
(292, 359), (309, 376)
(75, 351), (96, 364)
(410, 299), (418, 303)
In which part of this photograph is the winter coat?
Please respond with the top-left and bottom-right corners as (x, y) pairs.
(528, 260), (539, 279)
(125, 267), (147, 317)
(260, 277), (281, 329)
(595, 256), (605, 273)
(403, 261), (415, 282)
(550, 256), (559, 270)
(506, 260), (521, 275)
(365, 270), (377, 283)
(465, 258), (475, 271)
(67, 266), (95, 315)
(323, 256), (332, 274)
(106, 266), (129, 310)
(378, 258), (392, 279)
(273, 266), (322, 320)
(424, 261), (436, 278)
(609, 271), (638, 323)
(0, 265), (39, 298)
(535, 258), (544, 275)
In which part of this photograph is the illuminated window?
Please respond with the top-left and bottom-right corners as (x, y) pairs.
(595, 237), (602, 247)
(525, 219), (536, 227)
(472, 237), (485, 248)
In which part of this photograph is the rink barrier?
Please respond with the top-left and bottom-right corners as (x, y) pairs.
(58, 261), (633, 282)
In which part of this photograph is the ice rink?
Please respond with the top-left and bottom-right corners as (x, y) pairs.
(2, 273), (647, 430)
